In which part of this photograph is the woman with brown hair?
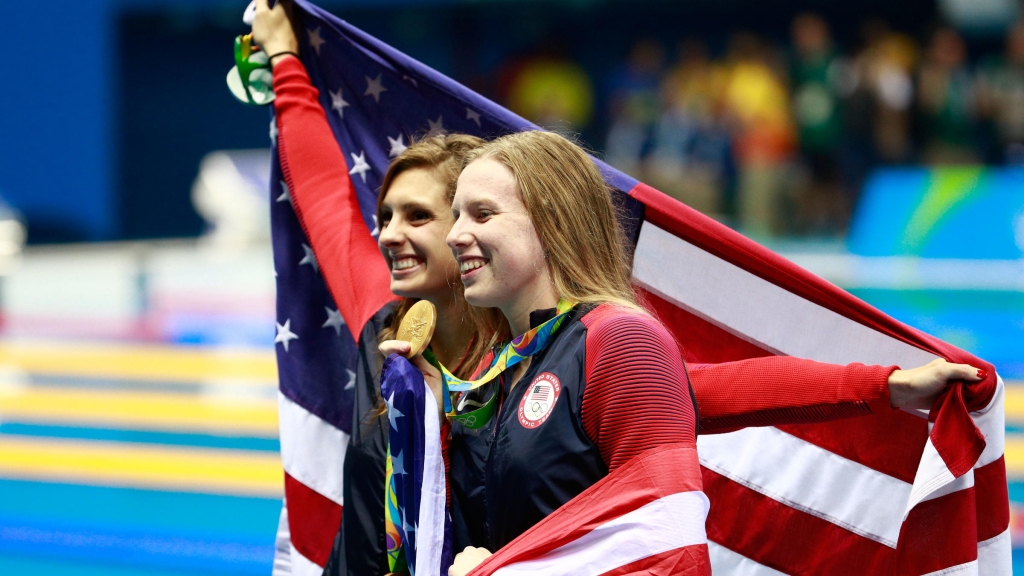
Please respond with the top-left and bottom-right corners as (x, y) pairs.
(379, 130), (984, 574)
(254, 5), (506, 574)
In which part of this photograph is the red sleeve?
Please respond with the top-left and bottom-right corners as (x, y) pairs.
(691, 357), (899, 434)
(580, 306), (697, 472)
(272, 56), (395, 342)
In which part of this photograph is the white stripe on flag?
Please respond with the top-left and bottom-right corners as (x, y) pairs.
(289, 543), (325, 576)
(920, 467), (973, 505)
(272, 500), (293, 576)
(416, 385), (446, 576)
(698, 427), (908, 547)
(977, 529), (1013, 576)
(975, 377), (1006, 469)
(632, 223), (938, 369)
(707, 541), (786, 576)
(905, 438), (956, 519)
(492, 491), (710, 576)
(278, 392), (348, 506)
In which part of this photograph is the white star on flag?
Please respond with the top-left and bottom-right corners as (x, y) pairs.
(364, 74), (388, 103)
(344, 369), (356, 390)
(402, 507), (416, 535)
(427, 115), (444, 134)
(299, 243), (319, 273)
(276, 180), (292, 204)
(392, 449), (407, 476)
(370, 215), (380, 237)
(349, 150), (371, 183)
(388, 134), (408, 158)
(269, 119), (278, 145)
(322, 306), (346, 336)
(466, 108), (481, 127)
(386, 391), (404, 430)
(307, 27), (326, 55)
(275, 319), (299, 352)
(329, 88), (350, 119)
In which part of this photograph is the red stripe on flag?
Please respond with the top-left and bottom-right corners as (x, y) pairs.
(702, 467), (893, 574)
(896, 486), (979, 573)
(284, 472), (343, 568)
(778, 413), (929, 484)
(703, 466), (982, 574)
(976, 456), (1011, 541)
(599, 543), (711, 576)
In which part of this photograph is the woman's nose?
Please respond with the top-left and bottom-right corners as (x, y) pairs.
(377, 219), (402, 246)
(446, 218), (467, 249)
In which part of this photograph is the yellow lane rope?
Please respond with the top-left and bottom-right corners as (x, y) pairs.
(0, 436), (282, 497)
(0, 387), (278, 437)
(0, 340), (276, 385)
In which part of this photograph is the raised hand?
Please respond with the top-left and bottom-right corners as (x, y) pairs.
(252, 0), (298, 65)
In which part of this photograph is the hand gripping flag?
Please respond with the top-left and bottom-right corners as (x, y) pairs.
(269, 1), (1010, 574)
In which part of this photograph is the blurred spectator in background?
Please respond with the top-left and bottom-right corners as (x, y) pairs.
(721, 32), (796, 238)
(790, 13), (850, 235)
(977, 20), (1024, 166)
(647, 39), (732, 216)
(486, 13), (1024, 240)
(853, 26), (918, 165)
(503, 47), (594, 134)
(917, 26), (978, 164)
(604, 39), (665, 176)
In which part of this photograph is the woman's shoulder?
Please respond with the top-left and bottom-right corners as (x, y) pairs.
(580, 303), (674, 349)
(581, 302), (659, 328)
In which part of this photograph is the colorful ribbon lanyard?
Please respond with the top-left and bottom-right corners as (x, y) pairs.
(424, 298), (575, 429)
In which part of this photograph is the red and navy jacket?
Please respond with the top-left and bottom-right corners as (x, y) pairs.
(449, 303), (699, 551)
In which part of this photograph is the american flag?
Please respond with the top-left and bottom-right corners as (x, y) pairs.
(380, 354), (451, 575)
(269, 1), (1010, 574)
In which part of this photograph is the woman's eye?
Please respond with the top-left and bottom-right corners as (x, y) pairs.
(411, 211), (431, 222)
(476, 210), (493, 220)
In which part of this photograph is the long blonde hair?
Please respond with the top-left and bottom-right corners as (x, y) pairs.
(464, 131), (641, 311)
(376, 133), (509, 379)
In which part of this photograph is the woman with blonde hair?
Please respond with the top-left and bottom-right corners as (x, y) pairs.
(380, 130), (984, 574)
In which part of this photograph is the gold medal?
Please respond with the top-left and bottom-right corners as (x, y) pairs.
(397, 300), (436, 358)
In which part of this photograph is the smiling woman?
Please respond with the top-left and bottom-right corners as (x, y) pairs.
(258, 5), (507, 571)
(377, 130), (987, 576)
(375, 137), (507, 373)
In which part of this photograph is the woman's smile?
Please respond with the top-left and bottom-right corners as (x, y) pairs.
(458, 256), (489, 280)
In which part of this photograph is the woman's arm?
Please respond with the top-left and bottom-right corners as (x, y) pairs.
(691, 358), (894, 434)
(255, 0), (394, 342)
(579, 307), (698, 472)
(691, 357), (984, 434)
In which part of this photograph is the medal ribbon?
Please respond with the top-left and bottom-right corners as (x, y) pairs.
(424, 299), (575, 428)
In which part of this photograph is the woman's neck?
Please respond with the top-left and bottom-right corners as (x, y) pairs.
(502, 285), (561, 337)
(427, 295), (474, 370)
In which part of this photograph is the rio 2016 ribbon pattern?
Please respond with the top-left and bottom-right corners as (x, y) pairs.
(425, 299), (575, 428)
